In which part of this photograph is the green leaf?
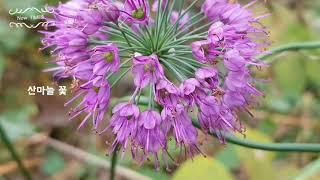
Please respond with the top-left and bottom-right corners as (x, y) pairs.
(305, 59), (320, 88)
(294, 158), (320, 180)
(235, 129), (276, 180)
(41, 150), (65, 176)
(4, 0), (43, 10)
(273, 55), (306, 103)
(258, 118), (277, 136)
(216, 145), (241, 170)
(0, 19), (25, 52)
(0, 104), (37, 142)
(137, 168), (169, 180)
(280, 23), (313, 42)
(264, 95), (293, 114)
(173, 155), (233, 180)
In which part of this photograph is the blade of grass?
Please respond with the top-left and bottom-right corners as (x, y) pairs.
(0, 123), (32, 180)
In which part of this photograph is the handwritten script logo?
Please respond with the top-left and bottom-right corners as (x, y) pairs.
(8, 6), (54, 29)
(9, 6), (54, 15)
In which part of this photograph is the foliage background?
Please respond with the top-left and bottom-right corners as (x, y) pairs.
(0, 0), (320, 179)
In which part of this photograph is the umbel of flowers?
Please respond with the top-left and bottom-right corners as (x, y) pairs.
(40, 0), (269, 169)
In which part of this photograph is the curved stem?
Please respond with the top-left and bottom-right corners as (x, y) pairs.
(192, 120), (320, 153)
(0, 123), (32, 180)
(259, 41), (320, 60)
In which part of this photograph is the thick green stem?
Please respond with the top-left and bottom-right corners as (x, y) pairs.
(0, 123), (32, 180)
(259, 41), (320, 60)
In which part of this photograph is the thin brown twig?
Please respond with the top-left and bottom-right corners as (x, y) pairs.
(31, 134), (150, 180)
(0, 158), (42, 176)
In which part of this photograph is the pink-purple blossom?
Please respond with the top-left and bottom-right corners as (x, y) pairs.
(132, 54), (164, 88)
(191, 40), (221, 63)
(135, 110), (166, 168)
(91, 43), (120, 76)
(123, 0), (150, 24)
(107, 102), (140, 152)
(155, 79), (180, 108)
(41, 0), (270, 168)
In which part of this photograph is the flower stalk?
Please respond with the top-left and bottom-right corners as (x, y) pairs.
(259, 41), (320, 61)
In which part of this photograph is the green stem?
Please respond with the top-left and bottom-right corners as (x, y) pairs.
(165, 35), (206, 47)
(192, 120), (320, 152)
(148, 84), (153, 109)
(171, 62), (194, 76)
(0, 123), (32, 180)
(110, 68), (131, 88)
(115, 23), (132, 47)
(161, 0), (198, 46)
(163, 55), (197, 70)
(144, 25), (155, 51)
(173, 54), (205, 67)
(110, 149), (118, 180)
(259, 41), (320, 60)
(183, 22), (212, 37)
(175, 14), (206, 38)
(160, 58), (186, 81)
(104, 29), (146, 49)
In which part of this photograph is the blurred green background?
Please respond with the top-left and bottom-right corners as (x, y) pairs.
(0, 0), (320, 179)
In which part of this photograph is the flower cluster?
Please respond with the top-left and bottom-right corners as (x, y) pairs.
(40, 0), (269, 168)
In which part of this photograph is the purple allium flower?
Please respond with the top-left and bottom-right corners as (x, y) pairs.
(191, 40), (221, 63)
(41, 0), (270, 168)
(91, 29), (109, 41)
(77, 9), (105, 34)
(223, 49), (247, 71)
(70, 60), (94, 81)
(203, 0), (269, 45)
(100, 2), (121, 23)
(41, 29), (89, 55)
(208, 21), (225, 42)
(152, 0), (168, 12)
(50, 0), (106, 35)
(180, 78), (206, 106)
(155, 79), (180, 108)
(170, 11), (190, 28)
(91, 43), (120, 76)
(138, 110), (162, 130)
(132, 54), (164, 88)
(47, 0), (87, 29)
(161, 105), (201, 156)
(197, 96), (241, 142)
(134, 110), (166, 168)
(66, 82), (110, 130)
(195, 67), (219, 90)
(124, 0), (150, 25)
(106, 102), (140, 152)
(201, 0), (228, 22)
